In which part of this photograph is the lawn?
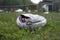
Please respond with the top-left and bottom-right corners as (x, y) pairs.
(0, 12), (60, 40)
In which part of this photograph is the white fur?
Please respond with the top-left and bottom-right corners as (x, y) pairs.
(16, 14), (47, 29)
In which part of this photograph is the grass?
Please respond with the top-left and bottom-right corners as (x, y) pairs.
(0, 12), (60, 40)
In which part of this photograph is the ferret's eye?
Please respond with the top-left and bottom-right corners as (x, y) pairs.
(22, 19), (25, 22)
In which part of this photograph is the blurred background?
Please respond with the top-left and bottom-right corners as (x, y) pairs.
(0, 0), (60, 13)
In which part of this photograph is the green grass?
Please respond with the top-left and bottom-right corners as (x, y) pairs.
(0, 12), (60, 40)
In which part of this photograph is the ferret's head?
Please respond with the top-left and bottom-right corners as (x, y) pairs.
(21, 15), (30, 22)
